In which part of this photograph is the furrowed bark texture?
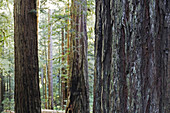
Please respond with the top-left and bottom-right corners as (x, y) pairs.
(93, 0), (113, 113)
(94, 0), (170, 112)
(139, 0), (152, 112)
(93, 0), (102, 112)
(65, 0), (89, 112)
(155, 0), (170, 112)
(164, 1), (170, 112)
(14, 0), (41, 112)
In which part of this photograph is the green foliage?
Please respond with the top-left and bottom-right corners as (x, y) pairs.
(2, 98), (14, 111)
(0, 0), (14, 112)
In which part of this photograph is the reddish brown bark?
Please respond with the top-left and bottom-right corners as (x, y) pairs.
(66, 0), (89, 112)
(14, 0), (41, 112)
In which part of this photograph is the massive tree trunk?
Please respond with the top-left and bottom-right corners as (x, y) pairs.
(65, 0), (89, 112)
(14, 0), (41, 112)
(94, 0), (169, 112)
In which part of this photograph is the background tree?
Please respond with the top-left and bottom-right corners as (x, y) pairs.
(47, 8), (54, 109)
(65, 0), (90, 112)
(14, 0), (41, 112)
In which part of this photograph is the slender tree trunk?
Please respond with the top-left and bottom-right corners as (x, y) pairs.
(47, 9), (53, 109)
(61, 26), (66, 110)
(8, 75), (11, 110)
(43, 25), (48, 109)
(44, 65), (48, 109)
(0, 36), (4, 112)
(66, 0), (70, 98)
(58, 32), (61, 109)
(8, 40), (11, 110)
(41, 68), (44, 102)
(14, 0), (41, 112)
(0, 74), (4, 112)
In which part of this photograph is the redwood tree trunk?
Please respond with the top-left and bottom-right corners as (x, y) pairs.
(94, 0), (169, 112)
(65, 0), (89, 112)
(14, 0), (41, 112)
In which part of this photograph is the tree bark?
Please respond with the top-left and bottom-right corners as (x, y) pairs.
(47, 9), (53, 109)
(93, 0), (113, 112)
(164, 1), (170, 112)
(154, 0), (170, 112)
(66, 0), (89, 112)
(14, 0), (41, 112)
(139, 0), (152, 112)
(93, 1), (103, 112)
(94, 0), (170, 112)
